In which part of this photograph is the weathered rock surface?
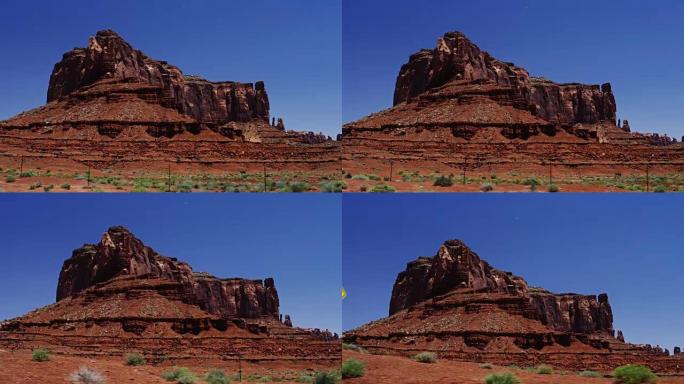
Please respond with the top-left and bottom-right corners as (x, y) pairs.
(1, 226), (339, 362)
(345, 239), (681, 372)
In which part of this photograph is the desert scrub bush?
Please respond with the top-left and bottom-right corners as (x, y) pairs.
(43, 184), (54, 192)
(61, 183), (71, 190)
(548, 184), (559, 192)
(29, 181), (42, 190)
(312, 370), (340, 384)
(5, 175), (16, 183)
(320, 180), (347, 193)
(480, 363), (493, 369)
(370, 184), (395, 192)
(484, 372), (521, 384)
(161, 367), (198, 383)
(351, 174), (370, 180)
(412, 352), (437, 363)
(341, 358), (365, 378)
(613, 364), (657, 384)
(341, 343), (366, 353)
(653, 185), (667, 193)
(359, 184), (368, 192)
(32, 348), (50, 362)
(433, 175), (454, 187)
(578, 370), (601, 377)
(125, 352), (145, 366)
(176, 180), (194, 193)
(69, 366), (106, 384)
(204, 369), (230, 384)
(535, 364), (553, 374)
(283, 181), (311, 192)
(480, 183), (494, 192)
(19, 170), (37, 178)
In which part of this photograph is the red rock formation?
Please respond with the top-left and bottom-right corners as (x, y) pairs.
(48, 30), (269, 124)
(345, 239), (681, 373)
(393, 32), (616, 125)
(0, 226), (339, 363)
(57, 226), (279, 319)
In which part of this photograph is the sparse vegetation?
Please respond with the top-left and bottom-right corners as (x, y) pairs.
(412, 352), (437, 363)
(653, 185), (667, 193)
(535, 364), (553, 374)
(370, 184), (395, 192)
(359, 184), (368, 192)
(579, 370), (601, 378)
(283, 181), (311, 192)
(19, 170), (38, 178)
(69, 366), (106, 384)
(484, 372), (521, 384)
(342, 343), (366, 353)
(204, 369), (230, 384)
(161, 366), (198, 383)
(341, 358), (365, 379)
(32, 348), (50, 362)
(125, 352), (145, 366)
(613, 364), (657, 384)
(351, 174), (370, 181)
(320, 180), (347, 193)
(310, 370), (340, 384)
(61, 183), (71, 190)
(433, 175), (454, 187)
(6, 175), (16, 183)
(480, 363), (494, 369)
(43, 184), (54, 192)
(548, 184), (559, 192)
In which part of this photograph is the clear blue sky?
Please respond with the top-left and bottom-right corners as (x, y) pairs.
(343, 0), (684, 139)
(343, 194), (684, 352)
(0, 0), (341, 137)
(0, 194), (341, 334)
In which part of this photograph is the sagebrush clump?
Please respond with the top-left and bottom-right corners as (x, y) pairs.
(613, 364), (657, 384)
(412, 352), (437, 363)
(484, 372), (521, 384)
(125, 352), (145, 366)
(32, 348), (50, 362)
(161, 366), (198, 383)
(69, 366), (106, 384)
(204, 369), (230, 384)
(341, 358), (365, 379)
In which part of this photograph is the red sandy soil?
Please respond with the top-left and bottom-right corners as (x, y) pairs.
(342, 350), (684, 384)
(0, 349), (335, 383)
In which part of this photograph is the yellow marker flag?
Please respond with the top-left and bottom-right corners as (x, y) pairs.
(342, 287), (347, 299)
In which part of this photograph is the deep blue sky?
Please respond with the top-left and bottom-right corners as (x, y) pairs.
(343, 0), (684, 139)
(0, 0), (341, 137)
(0, 194), (341, 334)
(343, 194), (684, 351)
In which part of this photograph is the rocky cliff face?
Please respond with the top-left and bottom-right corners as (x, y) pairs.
(389, 239), (613, 335)
(48, 30), (269, 124)
(57, 226), (279, 319)
(393, 31), (616, 126)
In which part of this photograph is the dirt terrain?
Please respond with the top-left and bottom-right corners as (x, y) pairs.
(341, 31), (684, 192)
(0, 30), (340, 192)
(342, 350), (684, 384)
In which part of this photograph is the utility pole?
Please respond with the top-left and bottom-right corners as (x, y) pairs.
(238, 354), (242, 382)
(462, 157), (467, 185)
(167, 164), (171, 192)
(87, 166), (91, 187)
(389, 161), (393, 181)
(549, 162), (553, 186)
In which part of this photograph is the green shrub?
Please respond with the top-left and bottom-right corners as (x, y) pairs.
(370, 184), (395, 192)
(341, 358), (365, 379)
(313, 370), (340, 384)
(204, 369), (230, 384)
(351, 174), (370, 181)
(20, 170), (38, 178)
(578, 370), (601, 377)
(548, 184), (559, 192)
(480, 183), (494, 192)
(535, 364), (553, 374)
(283, 181), (310, 192)
(61, 183), (71, 190)
(161, 367), (197, 383)
(43, 184), (54, 192)
(320, 180), (347, 193)
(433, 175), (454, 187)
(412, 352), (437, 363)
(125, 352), (145, 366)
(480, 363), (493, 369)
(69, 366), (106, 384)
(653, 185), (667, 193)
(176, 180), (194, 193)
(6, 175), (16, 183)
(32, 348), (50, 362)
(484, 372), (521, 384)
(29, 181), (42, 190)
(613, 364), (657, 384)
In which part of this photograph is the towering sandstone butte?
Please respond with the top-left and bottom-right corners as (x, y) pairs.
(47, 30), (269, 124)
(0, 227), (339, 362)
(344, 239), (682, 372)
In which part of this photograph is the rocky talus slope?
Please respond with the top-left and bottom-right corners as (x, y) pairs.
(0, 226), (339, 363)
(344, 239), (682, 372)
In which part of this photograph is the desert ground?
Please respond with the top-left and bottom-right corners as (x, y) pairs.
(342, 350), (684, 384)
